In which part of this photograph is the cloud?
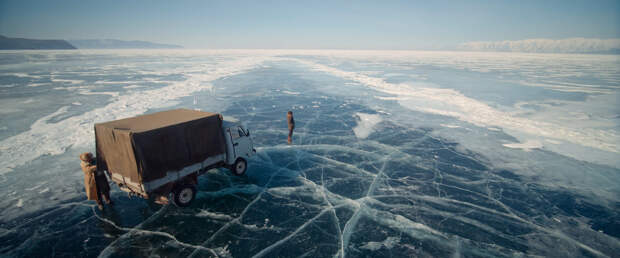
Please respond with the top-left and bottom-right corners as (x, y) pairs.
(458, 38), (620, 54)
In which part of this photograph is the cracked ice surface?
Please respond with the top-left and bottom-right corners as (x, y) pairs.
(1, 50), (619, 257)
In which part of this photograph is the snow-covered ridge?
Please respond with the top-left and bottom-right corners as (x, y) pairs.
(458, 38), (620, 54)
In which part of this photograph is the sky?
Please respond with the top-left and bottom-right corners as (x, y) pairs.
(0, 0), (619, 49)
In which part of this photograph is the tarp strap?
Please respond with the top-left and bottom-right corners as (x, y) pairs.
(120, 174), (137, 197)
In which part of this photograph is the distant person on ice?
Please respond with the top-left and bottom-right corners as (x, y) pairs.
(80, 152), (112, 210)
(287, 111), (295, 144)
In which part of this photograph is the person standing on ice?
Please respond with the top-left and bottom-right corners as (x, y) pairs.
(287, 111), (295, 144)
(80, 152), (112, 210)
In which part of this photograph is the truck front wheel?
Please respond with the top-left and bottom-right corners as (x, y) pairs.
(231, 158), (247, 176)
(172, 184), (196, 207)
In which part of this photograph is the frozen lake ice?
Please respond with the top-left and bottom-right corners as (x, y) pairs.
(0, 50), (618, 257)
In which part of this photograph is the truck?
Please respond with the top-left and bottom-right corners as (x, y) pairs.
(94, 109), (256, 207)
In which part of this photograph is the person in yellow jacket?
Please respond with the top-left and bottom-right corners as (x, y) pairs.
(80, 152), (112, 210)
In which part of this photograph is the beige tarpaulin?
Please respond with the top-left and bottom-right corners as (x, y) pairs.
(95, 109), (226, 190)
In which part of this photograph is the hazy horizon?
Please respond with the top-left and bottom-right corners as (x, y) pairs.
(1, 0), (618, 50)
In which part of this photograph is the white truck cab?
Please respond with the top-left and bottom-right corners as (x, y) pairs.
(223, 121), (256, 176)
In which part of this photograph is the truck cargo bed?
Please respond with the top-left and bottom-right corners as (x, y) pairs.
(95, 109), (227, 197)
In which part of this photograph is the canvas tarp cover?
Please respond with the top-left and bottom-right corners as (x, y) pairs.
(95, 109), (226, 186)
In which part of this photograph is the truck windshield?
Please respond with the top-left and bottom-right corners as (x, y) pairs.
(237, 127), (246, 137)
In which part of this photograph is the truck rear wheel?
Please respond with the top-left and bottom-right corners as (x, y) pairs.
(172, 184), (196, 207)
(232, 158), (247, 176)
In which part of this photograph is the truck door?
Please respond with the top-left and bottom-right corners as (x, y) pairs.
(225, 128), (236, 164)
(229, 126), (252, 160)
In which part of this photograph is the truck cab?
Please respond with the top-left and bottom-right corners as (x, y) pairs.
(223, 120), (256, 176)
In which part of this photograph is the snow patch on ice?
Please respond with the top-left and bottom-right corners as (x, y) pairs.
(51, 77), (84, 85)
(282, 90), (300, 95)
(360, 236), (400, 251)
(196, 210), (234, 221)
(123, 85), (144, 89)
(25, 182), (45, 191)
(440, 124), (461, 129)
(224, 116), (239, 122)
(27, 83), (49, 87)
(503, 140), (543, 151)
(6, 72), (42, 79)
(214, 245), (232, 257)
(374, 96), (402, 101)
(353, 113), (382, 139)
(78, 91), (120, 97)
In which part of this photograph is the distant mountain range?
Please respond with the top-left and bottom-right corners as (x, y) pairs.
(68, 39), (183, 49)
(0, 35), (76, 49)
(0, 35), (183, 49)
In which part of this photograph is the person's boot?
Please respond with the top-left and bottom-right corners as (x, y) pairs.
(101, 192), (114, 205)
